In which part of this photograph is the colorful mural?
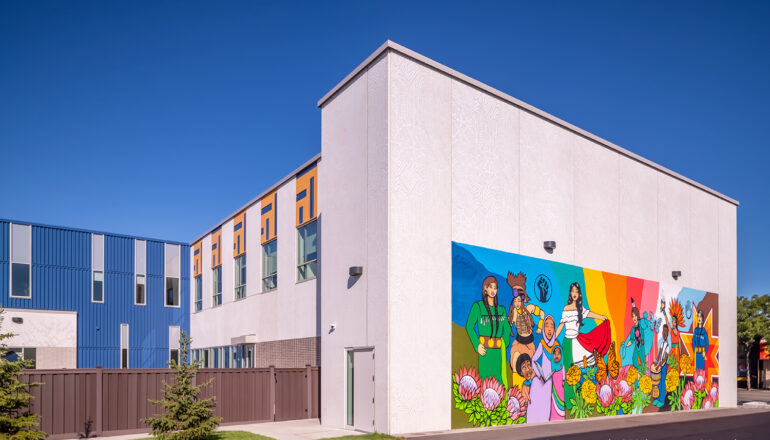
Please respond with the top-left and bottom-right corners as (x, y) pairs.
(451, 242), (719, 428)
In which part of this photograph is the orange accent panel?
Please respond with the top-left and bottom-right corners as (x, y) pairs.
(192, 241), (202, 277)
(295, 165), (318, 227)
(233, 211), (246, 257)
(261, 191), (277, 245)
(211, 229), (222, 268)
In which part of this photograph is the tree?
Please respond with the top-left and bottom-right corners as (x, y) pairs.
(737, 295), (770, 391)
(144, 331), (221, 440)
(0, 309), (45, 440)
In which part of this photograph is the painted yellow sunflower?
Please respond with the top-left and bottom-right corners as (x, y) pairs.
(666, 369), (679, 392)
(679, 354), (694, 375)
(566, 365), (582, 387)
(640, 375), (653, 394)
(626, 366), (638, 385)
(582, 380), (597, 404)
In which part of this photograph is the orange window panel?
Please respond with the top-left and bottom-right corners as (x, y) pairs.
(193, 241), (202, 277)
(233, 211), (246, 257)
(211, 229), (222, 268)
(261, 191), (277, 245)
(295, 163), (317, 227)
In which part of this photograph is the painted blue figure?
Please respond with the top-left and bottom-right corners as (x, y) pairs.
(621, 298), (653, 370)
(693, 309), (709, 371)
(652, 324), (670, 407)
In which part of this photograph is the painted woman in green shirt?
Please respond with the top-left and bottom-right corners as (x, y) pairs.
(465, 275), (511, 388)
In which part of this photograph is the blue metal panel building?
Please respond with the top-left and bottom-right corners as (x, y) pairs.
(0, 220), (189, 368)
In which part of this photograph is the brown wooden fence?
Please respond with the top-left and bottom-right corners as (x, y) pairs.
(21, 366), (320, 439)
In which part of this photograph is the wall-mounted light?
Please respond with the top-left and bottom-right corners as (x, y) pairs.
(11, 317), (23, 324)
(672, 271), (682, 280)
(349, 266), (363, 277)
(330, 323), (337, 332)
(543, 241), (556, 253)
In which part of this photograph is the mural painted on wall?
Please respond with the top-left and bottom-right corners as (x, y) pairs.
(451, 242), (719, 428)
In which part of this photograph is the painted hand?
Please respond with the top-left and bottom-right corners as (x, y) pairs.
(478, 344), (486, 356)
(626, 341), (632, 348)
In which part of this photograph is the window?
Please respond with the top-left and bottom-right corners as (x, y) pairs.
(135, 240), (146, 305)
(164, 244), (180, 307)
(120, 324), (129, 369)
(234, 254), (246, 299)
(10, 224), (31, 298)
(135, 275), (146, 305)
(2, 347), (35, 369)
(203, 349), (210, 368)
(165, 277), (179, 307)
(195, 275), (203, 312)
(92, 234), (104, 303)
(169, 326), (180, 366)
(93, 271), (104, 302)
(212, 266), (222, 306)
(262, 240), (277, 292)
(297, 220), (318, 281)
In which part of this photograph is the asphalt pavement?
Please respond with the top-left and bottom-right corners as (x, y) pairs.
(407, 407), (770, 440)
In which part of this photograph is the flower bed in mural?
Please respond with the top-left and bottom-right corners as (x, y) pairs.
(451, 242), (720, 429)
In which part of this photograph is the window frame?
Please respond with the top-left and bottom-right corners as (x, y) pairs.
(164, 244), (181, 308)
(212, 266), (222, 306)
(234, 254), (247, 300)
(92, 270), (104, 303)
(135, 274), (146, 306)
(91, 234), (105, 304)
(194, 275), (203, 312)
(9, 223), (32, 299)
(261, 239), (278, 292)
(120, 323), (129, 369)
(169, 325), (180, 366)
(296, 220), (318, 282)
(165, 276), (180, 308)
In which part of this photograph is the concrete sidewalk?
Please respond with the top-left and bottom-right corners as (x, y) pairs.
(404, 407), (770, 440)
(87, 419), (365, 440)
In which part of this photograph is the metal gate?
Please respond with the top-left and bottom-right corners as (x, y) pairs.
(274, 368), (310, 421)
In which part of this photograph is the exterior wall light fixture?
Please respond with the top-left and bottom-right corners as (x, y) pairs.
(672, 270), (682, 280)
(11, 317), (23, 324)
(349, 266), (363, 277)
(543, 241), (556, 253)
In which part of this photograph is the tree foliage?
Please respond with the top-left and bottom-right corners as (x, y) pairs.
(144, 332), (222, 440)
(0, 309), (45, 440)
(736, 294), (770, 390)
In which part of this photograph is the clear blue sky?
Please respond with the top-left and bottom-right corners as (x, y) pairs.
(1, 1), (768, 297)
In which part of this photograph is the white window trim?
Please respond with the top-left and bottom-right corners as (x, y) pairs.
(91, 234), (105, 304)
(234, 254), (247, 301)
(135, 239), (147, 306)
(9, 223), (32, 300)
(169, 325), (180, 364)
(134, 274), (146, 306)
(261, 239), (278, 293)
(296, 220), (318, 283)
(120, 323), (129, 369)
(212, 265), (222, 307)
(164, 244), (181, 308)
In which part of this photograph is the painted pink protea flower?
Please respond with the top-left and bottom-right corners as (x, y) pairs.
(507, 386), (528, 420)
(681, 382), (697, 410)
(479, 377), (505, 411)
(702, 396), (713, 409)
(597, 378), (615, 407)
(454, 366), (481, 401)
(613, 379), (633, 403)
(709, 382), (719, 402)
(693, 369), (707, 391)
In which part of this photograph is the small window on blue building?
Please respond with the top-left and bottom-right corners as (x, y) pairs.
(135, 274), (146, 305)
(93, 271), (104, 303)
(92, 234), (104, 303)
(10, 224), (31, 299)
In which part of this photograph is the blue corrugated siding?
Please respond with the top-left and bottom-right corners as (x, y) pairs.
(1, 221), (189, 368)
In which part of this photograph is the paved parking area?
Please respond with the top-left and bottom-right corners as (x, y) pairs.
(406, 407), (770, 440)
(738, 388), (770, 404)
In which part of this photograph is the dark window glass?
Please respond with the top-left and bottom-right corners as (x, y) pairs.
(11, 263), (30, 298)
(165, 277), (179, 306)
(93, 271), (104, 302)
(136, 274), (146, 305)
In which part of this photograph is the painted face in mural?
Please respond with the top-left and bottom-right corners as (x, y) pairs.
(632, 309), (640, 325)
(513, 295), (523, 310)
(544, 317), (555, 340)
(698, 310), (704, 327)
(553, 346), (562, 364)
(520, 358), (534, 380)
(569, 285), (580, 302)
(484, 282), (498, 300)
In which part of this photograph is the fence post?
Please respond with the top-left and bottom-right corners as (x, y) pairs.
(95, 367), (103, 436)
(306, 364), (312, 418)
(269, 365), (276, 421)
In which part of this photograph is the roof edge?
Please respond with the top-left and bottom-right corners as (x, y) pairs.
(191, 153), (322, 244)
(0, 218), (189, 246)
(317, 41), (739, 206)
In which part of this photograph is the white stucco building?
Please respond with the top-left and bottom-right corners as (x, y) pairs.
(191, 41), (738, 435)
